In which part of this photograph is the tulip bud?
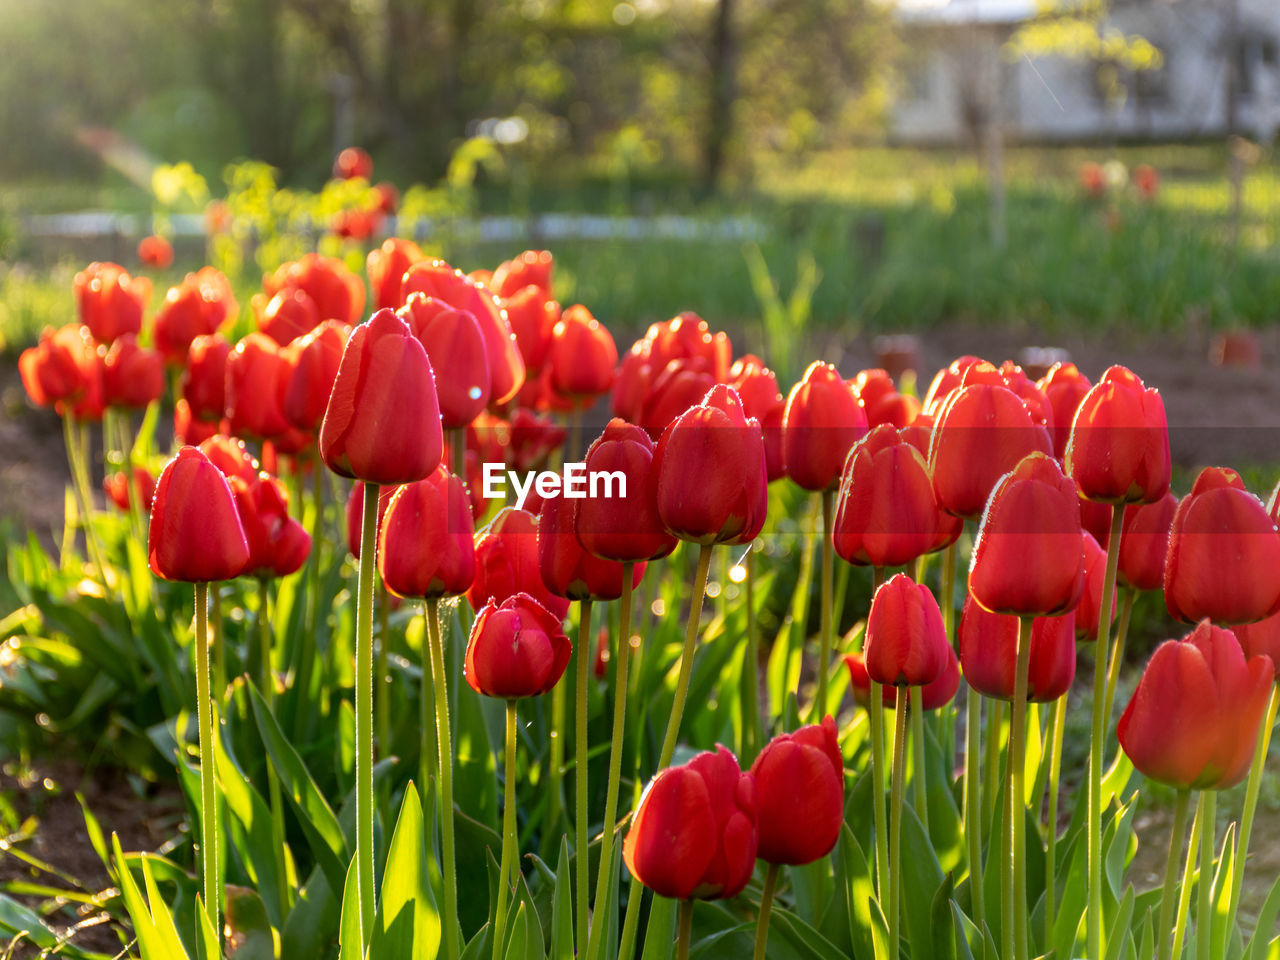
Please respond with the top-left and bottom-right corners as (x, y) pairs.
(1074, 532), (1117, 641)
(175, 400), (223, 446)
(969, 453), (1085, 617)
(367, 238), (426, 311)
(1164, 467), (1280, 625)
(74, 262), (150, 344)
(1118, 619), (1274, 790)
(655, 384), (768, 546)
(1066, 365), (1170, 505)
(1235, 613), (1280, 679)
(549, 304), (617, 403)
(137, 234), (173, 269)
(230, 473), (312, 579)
(148, 446), (250, 582)
(1036, 362), (1092, 460)
(398, 294), (491, 427)
(257, 287), (321, 346)
(264, 254), (364, 326)
(921, 355), (983, 416)
(345, 481), (398, 560)
(104, 466), (156, 513)
(845, 645), (960, 711)
(154, 270), (235, 364)
(333, 146), (373, 180)
(623, 745), (758, 900)
(538, 491), (645, 601)
(282, 321), (350, 432)
(501, 286), (559, 374)
(833, 424), (953, 568)
(783, 362), (868, 492)
(640, 357), (716, 439)
(750, 717), (844, 866)
(1117, 492), (1177, 592)
(863, 574), (950, 687)
(379, 466), (476, 599)
(225, 333), (292, 440)
(506, 409), (567, 472)
(181, 333), (231, 422)
(19, 324), (98, 411)
(465, 592), (571, 698)
(728, 355), (786, 482)
(491, 249), (554, 298)
(575, 419), (678, 563)
(99, 334), (163, 409)
(319, 309), (443, 485)
(468, 507), (571, 620)
(958, 595), (1076, 702)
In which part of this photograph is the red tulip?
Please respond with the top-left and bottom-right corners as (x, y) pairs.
(1235, 613), (1280, 679)
(468, 507), (571, 620)
(372, 182), (399, 215)
(367, 238), (425, 312)
(575, 419), (678, 563)
(655, 384), (767, 546)
(330, 208), (380, 241)
(921, 355), (983, 416)
(181, 333), (231, 422)
(1065, 365), (1170, 505)
(783, 362), (868, 492)
(1074, 532), (1118, 641)
(929, 362), (1052, 519)
(225, 333), (291, 440)
(175, 401), (223, 446)
(333, 146), (373, 181)
(229, 472), (312, 579)
(148, 446), (249, 582)
(1134, 164), (1160, 200)
(969, 452), (1085, 617)
(1079, 498), (1115, 550)
(549, 304), (617, 403)
(750, 717), (844, 866)
(611, 343), (651, 424)
(264, 254), (364, 327)
(199, 434), (259, 482)
(645, 312), (732, 382)
(863, 574), (950, 686)
(1118, 491), (1178, 592)
(538, 491), (645, 601)
(491, 250), (554, 298)
(104, 466), (156, 513)
(74, 262), (150, 344)
(1164, 467), (1280, 625)
(137, 235), (174, 269)
(1079, 161), (1106, 197)
(623, 745), (758, 901)
(728, 355), (786, 482)
(845, 644), (960, 711)
(958, 594), (1076, 702)
(465, 592), (571, 698)
(18, 324), (98, 411)
(833, 424), (954, 568)
(1118, 619), (1273, 790)
(319, 308), (443, 485)
(997, 362), (1054, 430)
(398, 294), (491, 427)
(154, 269), (236, 364)
(378, 466), (476, 599)
(500, 286), (559, 373)
(257, 287), (321, 346)
(505, 409), (567, 473)
(640, 357), (716, 439)
(281, 321), (350, 432)
(100, 334), (164, 409)
(1036, 362), (1092, 460)
(400, 259), (525, 405)
(345, 481), (398, 560)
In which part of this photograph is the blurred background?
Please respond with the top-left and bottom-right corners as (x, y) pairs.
(0, 0), (1279, 340)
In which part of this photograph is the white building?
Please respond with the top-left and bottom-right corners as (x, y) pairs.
(890, 0), (1280, 145)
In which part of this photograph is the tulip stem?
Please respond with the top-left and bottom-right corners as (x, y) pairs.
(619, 543), (714, 960)
(983, 699), (1005, 834)
(293, 463), (326, 739)
(451, 427), (465, 481)
(1170, 788), (1203, 960)
(210, 588), (226, 706)
(257, 577), (290, 914)
(587, 567), (634, 960)
(376, 584), (391, 758)
(676, 899), (694, 960)
(547, 664), (567, 860)
(426, 598), (460, 960)
(1043, 690), (1069, 942)
(753, 863), (780, 960)
(909, 686), (929, 836)
(814, 489), (835, 721)
(62, 413), (108, 587)
(869, 679), (891, 907)
(743, 545), (762, 764)
(1196, 789), (1216, 960)
(889, 695), (908, 958)
(193, 582), (221, 950)
(1004, 616), (1032, 960)
(1155, 788), (1192, 960)
(963, 689), (984, 926)
(1087, 503), (1124, 960)
(355, 481), (380, 947)
(940, 542), (956, 640)
(494, 699), (519, 960)
(575, 599), (593, 955)
(1225, 680), (1278, 951)
(1101, 587), (1136, 745)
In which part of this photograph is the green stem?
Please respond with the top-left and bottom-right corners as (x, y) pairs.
(193, 582), (221, 950)
(62, 414), (108, 586)
(1087, 504), (1124, 960)
(814, 489), (834, 721)
(257, 578), (290, 913)
(940, 541), (956, 640)
(293, 463), (325, 739)
(1044, 691), (1069, 941)
(753, 863), (780, 960)
(983, 699), (1005, 833)
(427, 599), (460, 960)
(587, 567), (634, 960)
(1170, 789), (1204, 960)
(1102, 588), (1136, 735)
(889, 692), (908, 958)
(964, 689), (985, 925)
(211, 588), (226, 706)
(1156, 789), (1192, 960)
(547, 661), (566, 858)
(1196, 789), (1216, 960)
(355, 481), (380, 946)
(909, 685), (929, 836)
(1005, 616), (1032, 960)
(575, 599), (593, 955)
(870, 679), (891, 907)
(1225, 681), (1278, 947)
(494, 700), (519, 960)
(743, 546), (762, 764)
(451, 427), (466, 482)
(376, 584), (391, 757)
(676, 899), (693, 960)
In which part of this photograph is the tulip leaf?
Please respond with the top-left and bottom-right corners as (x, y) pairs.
(923, 724), (964, 874)
(225, 886), (276, 960)
(640, 895), (677, 960)
(335, 697), (356, 796)
(867, 895), (891, 960)
(549, 837), (574, 960)
(367, 782), (441, 960)
(1137, 907), (1154, 960)
(338, 856), (364, 960)
(948, 901), (979, 960)
(836, 823), (877, 960)
(248, 682), (349, 896)
(1244, 869), (1280, 960)
(1103, 794), (1139, 901)
(900, 804), (945, 957)
(281, 863), (340, 960)
(1050, 827), (1089, 960)
(461, 923), (493, 960)
(770, 906), (850, 960)
(1102, 884), (1135, 960)
(503, 902), (529, 960)
(0, 894), (63, 953)
(929, 873), (958, 960)
(111, 834), (180, 960)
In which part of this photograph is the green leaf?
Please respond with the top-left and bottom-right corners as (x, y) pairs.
(281, 864), (340, 960)
(0, 894), (60, 951)
(110, 834), (174, 960)
(835, 823), (876, 960)
(949, 901), (979, 960)
(339, 856), (365, 960)
(930, 873), (959, 960)
(549, 838), (574, 960)
(369, 782), (442, 960)
(1103, 884), (1135, 960)
(504, 902), (529, 960)
(193, 896), (220, 960)
(225, 886), (276, 960)
(900, 803), (945, 957)
(770, 906), (849, 960)
(640, 896), (677, 960)
(1244, 869), (1280, 960)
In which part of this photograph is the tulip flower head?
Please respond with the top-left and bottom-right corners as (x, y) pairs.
(367, 237), (426, 311)
(148, 446), (250, 582)
(623, 745), (758, 901)
(397, 294), (491, 427)
(1036, 361), (1092, 460)
(782, 361), (868, 492)
(575, 419), (678, 563)
(19, 324), (99, 412)
(863, 574), (950, 687)
(74, 262), (150, 344)
(379, 466), (476, 599)
(538, 491), (645, 602)
(958, 595), (1076, 702)
(465, 592), (571, 699)
(469, 507), (571, 620)
(1065, 365), (1170, 505)
(845, 644), (961, 711)
(750, 717), (844, 866)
